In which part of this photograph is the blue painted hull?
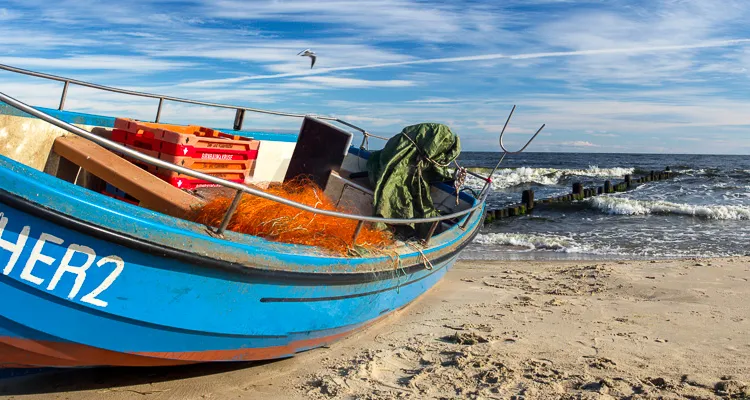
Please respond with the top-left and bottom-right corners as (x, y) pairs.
(0, 154), (482, 367)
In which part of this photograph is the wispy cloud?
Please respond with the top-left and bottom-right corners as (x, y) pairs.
(0, 8), (19, 21)
(0, 55), (191, 72)
(1, 0), (750, 154)
(202, 0), (508, 44)
(559, 140), (599, 147)
(187, 38), (750, 84)
(293, 76), (416, 88)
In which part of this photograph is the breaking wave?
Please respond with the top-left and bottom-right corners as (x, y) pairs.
(466, 166), (635, 189)
(588, 197), (750, 220)
(474, 232), (596, 253)
(678, 168), (750, 178)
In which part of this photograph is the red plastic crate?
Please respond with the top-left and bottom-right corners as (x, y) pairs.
(112, 128), (259, 161)
(114, 118), (248, 141)
(160, 156), (254, 172)
(156, 175), (246, 190)
(113, 119), (260, 160)
(111, 129), (128, 144)
(110, 119), (260, 190)
(156, 168), (247, 181)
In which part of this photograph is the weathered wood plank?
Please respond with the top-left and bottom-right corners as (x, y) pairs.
(53, 136), (203, 218)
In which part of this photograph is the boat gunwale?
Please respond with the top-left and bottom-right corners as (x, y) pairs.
(0, 177), (483, 286)
(0, 92), (485, 231)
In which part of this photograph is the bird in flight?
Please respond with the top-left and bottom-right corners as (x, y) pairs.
(298, 49), (317, 69)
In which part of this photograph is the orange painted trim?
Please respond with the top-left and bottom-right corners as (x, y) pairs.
(0, 337), (193, 368)
(0, 315), (388, 367)
(0, 363), (39, 369)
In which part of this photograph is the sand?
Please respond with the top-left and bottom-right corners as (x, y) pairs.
(1, 257), (749, 399)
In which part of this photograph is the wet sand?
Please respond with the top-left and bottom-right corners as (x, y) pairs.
(2, 257), (749, 399)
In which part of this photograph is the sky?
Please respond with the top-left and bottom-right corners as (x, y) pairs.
(1, 0), (749, 154)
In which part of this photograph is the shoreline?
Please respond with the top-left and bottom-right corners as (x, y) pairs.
(2, 256), (748, 399)
(460, 249), (750, 262)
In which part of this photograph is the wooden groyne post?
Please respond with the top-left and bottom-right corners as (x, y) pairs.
(484, 167), (676, 224)
(522, 189), (534, 211)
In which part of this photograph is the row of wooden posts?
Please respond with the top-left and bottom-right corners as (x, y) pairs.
(484, 168), (675, 224)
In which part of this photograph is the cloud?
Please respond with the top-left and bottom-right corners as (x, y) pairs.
(186, 38), (750, 84)
(0, 8), (20, 21)
(2, 0), (750, 154)
(530, 1), (750, 84)
(406, 97), (464, 104)
(202, 0), (508, 44)
(559, 141), (599, 147)
(587, 132), (619, 137)
(0, 55), (191, 72)
(0, 28), (99, 51)
(293, 76), (416, 88)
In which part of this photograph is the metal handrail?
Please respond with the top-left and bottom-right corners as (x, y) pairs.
(0, 63), (383, 138)
(0, 91), (484, 235)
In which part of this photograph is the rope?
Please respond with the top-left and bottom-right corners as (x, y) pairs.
(398, 131), (466, 205)
(386, 250), (407, 293)
(405, 241), (434, 270)
(399, 131), (453, 168)
(452, 160), (467, 205)
(365, 131), (390, 141)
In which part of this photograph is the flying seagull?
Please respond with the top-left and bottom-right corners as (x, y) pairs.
(298, 49), (317, 69)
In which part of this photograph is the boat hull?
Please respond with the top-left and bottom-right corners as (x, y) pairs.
(0, 191), (472, 368)
(0, 102), (481, 369)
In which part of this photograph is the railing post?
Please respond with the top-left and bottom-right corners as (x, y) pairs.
(424, 221), (439, 245)
(460, 210), (475, 230)
(216, 190), (244, 235)
(352, 221), (364, 243)
(233, 109), (246, 131)
(155, 97), (164, 123)
(58, 81), (69, 111)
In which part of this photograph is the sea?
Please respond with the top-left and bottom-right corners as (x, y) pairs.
(457, 152), (750, 260)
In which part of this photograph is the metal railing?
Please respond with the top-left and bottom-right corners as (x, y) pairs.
(0, 64), (545, 242)
(0, 91), (485, 241)
(0, 63), (392, 139)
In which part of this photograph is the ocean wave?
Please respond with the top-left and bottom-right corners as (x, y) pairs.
(466, 166), (635, 189)
(677, 168), (750, 178)
(474, 232), (593, 253)
(588, 197), (750, 220)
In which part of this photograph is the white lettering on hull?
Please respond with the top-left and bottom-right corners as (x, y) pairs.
(82, 256), (125, 307)
(0, 212), (124, 308)
(0, 215), (29, 275)
(21, 232), (63, 285)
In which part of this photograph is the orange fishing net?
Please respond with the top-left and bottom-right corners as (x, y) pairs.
(188, 178), (394, 256)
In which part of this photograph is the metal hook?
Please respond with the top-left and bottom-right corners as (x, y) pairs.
(480, 105), (546, 195)
(498, 105), (545, 154)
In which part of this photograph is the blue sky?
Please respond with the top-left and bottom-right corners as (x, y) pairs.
(1, 0), (749, 154)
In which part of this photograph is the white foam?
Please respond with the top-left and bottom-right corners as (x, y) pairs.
(679, 168), (706, 175)
(474, 232), (593, 253)
(465, 166), (635, 189)
(589, 197), (750, 220)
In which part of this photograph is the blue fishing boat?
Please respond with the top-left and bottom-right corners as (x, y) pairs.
(0, 64), (541, 368)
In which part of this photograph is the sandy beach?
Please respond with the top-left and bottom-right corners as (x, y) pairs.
(2, 256), (749, 399)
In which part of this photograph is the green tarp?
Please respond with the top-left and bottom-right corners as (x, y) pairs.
(366, 123), (461, 236)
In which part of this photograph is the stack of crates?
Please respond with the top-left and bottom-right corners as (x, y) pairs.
(111, 118), (260, 190)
